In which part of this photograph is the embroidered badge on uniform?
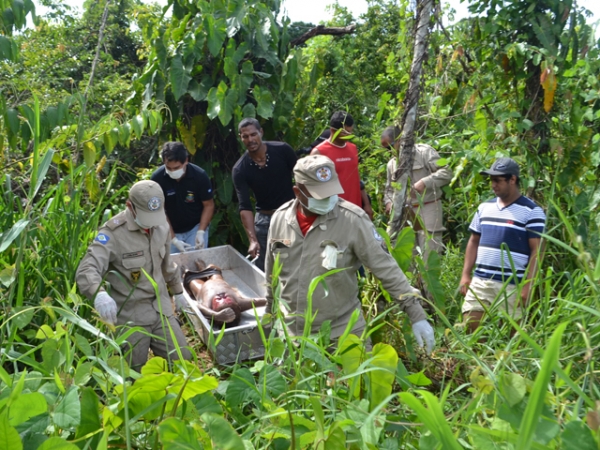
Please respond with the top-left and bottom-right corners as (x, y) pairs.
(316, 167), (332, 182)
(131, 271), (141, 282)
(185, 191), (195, 203)
(372, 227), (383, 241)
(148, 196), (161, 211)
(95, 233), (110, 244)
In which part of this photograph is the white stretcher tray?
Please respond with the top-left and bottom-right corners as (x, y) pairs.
(171, 245), (268, 365)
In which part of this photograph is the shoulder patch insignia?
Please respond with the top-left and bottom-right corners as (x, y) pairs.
(95, 233), (110, 245)
(372, 228), (383, 242)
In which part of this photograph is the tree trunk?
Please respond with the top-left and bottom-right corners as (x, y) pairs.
(389, 0), (434, 238)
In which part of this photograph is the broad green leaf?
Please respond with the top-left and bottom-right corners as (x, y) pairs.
(131, 115), (144, 139)
(254, 85), (274, 119)
(188, 76), (213, 102)
(0, 415), (23, 450)
(201, 413), (244, 449)
(560, 420), (597, 450)
(74, 387), (101, 445)
(258, 365), (286, 399)
(206, 16), (227, 57)
(241, 103), (256, 118)
(391, 227), (415, 272)
(7, 392), (47, 426)
(500, 373), (527, 407)
(53, 386), (81, 429)
(225, 368), (260, 406)
(158, 417), (202, 450)
(36, 437), (79, 450)
(31, 149), (55, 200)
(219, 88), (237, 126)
(190, 393), (223, 416)
(405, 371), (432, 386)
(0, 265), (16, 288)
(337, 334), (365, 398)
(170, 54), (191, 100)
(368, 344), (398, 411)
(83, 141), (96, 167)
(206, 86), (220, 120)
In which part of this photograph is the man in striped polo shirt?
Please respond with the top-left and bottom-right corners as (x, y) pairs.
(459, 158), (546, 332)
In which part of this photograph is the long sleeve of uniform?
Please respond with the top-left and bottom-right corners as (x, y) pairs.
(76, 231), (114, 300)
(351, 211), (427, 324)
(161, 239), (183, 295)
(76, 209), (177, 326)
(416, 144), (452, 195)
(384, 158), (397, 206)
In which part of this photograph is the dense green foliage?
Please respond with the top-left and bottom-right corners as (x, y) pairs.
(1, 0), (600, 448)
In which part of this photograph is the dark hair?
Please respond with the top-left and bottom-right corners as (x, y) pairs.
(238, 117), (262, 133)
(502, 174), (521, 187)
(330, 111), (354, 130)
(381, 126), (400, 144)
(161, 141), (189, 164)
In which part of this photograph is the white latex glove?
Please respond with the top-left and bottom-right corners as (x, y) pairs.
(321, 244), (338, 270)
(171, 237), (193, 253)
(94, 291), (117, 325)
(173, 293), (188, 312)
(195, 229), (205, 249)
(412, 320), (435, 353)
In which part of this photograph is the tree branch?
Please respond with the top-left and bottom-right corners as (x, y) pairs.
(290, 24), (357, 47)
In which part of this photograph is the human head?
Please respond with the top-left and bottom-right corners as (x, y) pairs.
(293, 155), (344, 200)
(381, 126), (400, 149)
(161, 142), (189, 179)
(480, 157), (520, 186)
(329, 111), (354, 131)
(127, 180), (167, 228)
(238, 118), (264, 152)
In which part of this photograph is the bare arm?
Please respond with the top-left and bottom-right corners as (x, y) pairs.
(310, 148), (320, 155)
(360, 188), (373, 220)
(459, 233), (480, 296)
(240, 210), (260, 257)
(519, 238), (542, 305)
(199, 199), (215, 231)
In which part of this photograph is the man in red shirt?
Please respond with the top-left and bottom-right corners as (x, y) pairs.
(311, 111), (373, 219)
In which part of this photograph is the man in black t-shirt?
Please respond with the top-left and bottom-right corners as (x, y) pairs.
(232, 118), (297, 271)
(151, 142), (215, 253)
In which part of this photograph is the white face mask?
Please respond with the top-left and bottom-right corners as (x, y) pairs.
(134, 216), (153, 229)
(166, 168), (185, 179)
(301, 195), (338, 215)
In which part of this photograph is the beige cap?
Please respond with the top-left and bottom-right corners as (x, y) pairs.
(294, 155), (344, 199)
(129, 180), (167, 227)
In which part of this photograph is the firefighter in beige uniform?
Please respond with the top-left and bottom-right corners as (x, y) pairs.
(265, 155), (435, 352)
(382, 127), (452, 260)
(76, 180), (192, 370)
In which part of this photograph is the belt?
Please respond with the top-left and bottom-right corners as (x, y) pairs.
(411, 200), (438, 208)
(258, 210), (276, 216)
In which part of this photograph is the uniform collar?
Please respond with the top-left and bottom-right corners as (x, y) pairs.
(125, 207), (147, 232)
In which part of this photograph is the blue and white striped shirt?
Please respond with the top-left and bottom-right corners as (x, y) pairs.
(470, 196), (545, 283)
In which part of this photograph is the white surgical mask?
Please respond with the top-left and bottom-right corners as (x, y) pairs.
(301, 195), (338, 215)
(166, 168), (185, 179)
(134, 216), (153, 229)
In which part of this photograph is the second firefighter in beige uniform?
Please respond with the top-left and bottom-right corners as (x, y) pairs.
(76, 180), (191, 370)
(265, 155), (435, 352)
(382, 129), (452, 259)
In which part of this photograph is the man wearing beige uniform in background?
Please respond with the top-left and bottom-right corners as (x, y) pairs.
(381, 126), (453, 261)
(265, 155), (435, 352)
(76, 180), (192, 371)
